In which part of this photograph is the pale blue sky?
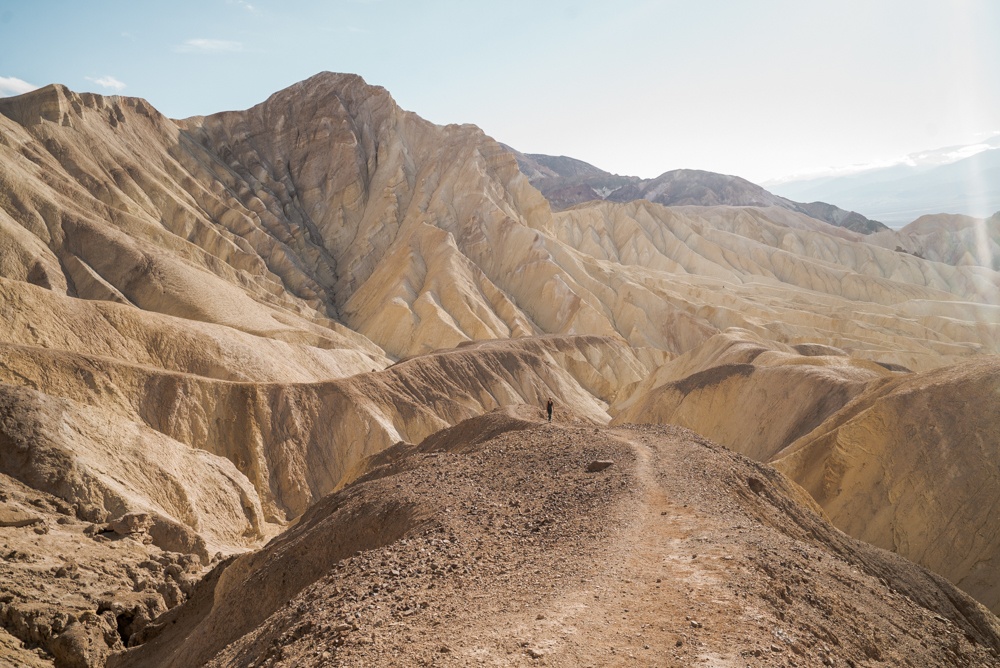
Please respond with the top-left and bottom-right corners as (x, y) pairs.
(1, 0), (998, 182)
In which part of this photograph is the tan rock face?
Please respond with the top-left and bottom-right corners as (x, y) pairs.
(6, 74), (998, 370)
(2, 71), (1000, 662)
(773, 358), (1000, 613)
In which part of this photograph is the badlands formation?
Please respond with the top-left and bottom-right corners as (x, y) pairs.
(0, 71), (998, 665)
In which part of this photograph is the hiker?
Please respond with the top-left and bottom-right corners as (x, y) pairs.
(546, 397), (553, 422)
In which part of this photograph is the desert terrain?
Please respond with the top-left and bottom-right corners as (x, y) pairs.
(1, 72), (999, 666)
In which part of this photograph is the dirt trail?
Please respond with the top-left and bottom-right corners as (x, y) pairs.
(111, 414), (1000, 667)
(486, 428), (748, 666)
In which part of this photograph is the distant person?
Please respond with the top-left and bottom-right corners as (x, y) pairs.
(546, 397), (553, 422)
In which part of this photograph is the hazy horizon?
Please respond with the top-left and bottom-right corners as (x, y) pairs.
(2, 0), (998, 185)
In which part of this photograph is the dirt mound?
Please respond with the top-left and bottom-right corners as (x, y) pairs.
(112, 413), (1000, 667)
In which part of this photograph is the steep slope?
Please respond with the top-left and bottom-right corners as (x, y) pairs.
(1, 331), (645, 526)
(111, 413), (1000, 667)
(773, 358), (1000, 613)
(0, 85), (378, 360)
(2, 74), (998, 370)
(610, 330), (1000, 615)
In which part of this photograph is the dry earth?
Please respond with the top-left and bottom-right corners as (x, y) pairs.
(0, 467), (213, 668)
(2, 72), (1000, 667)
(111, 408), (1000, 667)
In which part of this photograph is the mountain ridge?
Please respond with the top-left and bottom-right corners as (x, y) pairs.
(1, 72), (1000, 666)
(504, 145), (890, 234)
(771, 141), (1000, 227)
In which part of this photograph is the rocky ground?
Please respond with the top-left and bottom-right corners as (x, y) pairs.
(109, 407), (1000, 667)
(0, 471), (213, 667)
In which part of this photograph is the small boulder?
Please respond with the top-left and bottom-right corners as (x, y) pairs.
(586, 460), (614, 473)
(108, 512), (153, 536)
(0, 504), (43, 528)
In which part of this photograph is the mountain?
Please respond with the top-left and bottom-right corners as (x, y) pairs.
(770, 139), (1000, 227)
(1, 73), (1000, 666)
(505, 147), (890, 234)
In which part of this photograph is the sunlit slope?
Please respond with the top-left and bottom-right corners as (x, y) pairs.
(555, 201), (1000, 371)
(4, 74), (1000, 372)
(773, 358), (1000, 613)
(1, 328), (643, 537)
(610, 329), (889, 460)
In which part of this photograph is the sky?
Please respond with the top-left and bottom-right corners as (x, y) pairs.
(1, 0), (998, 183)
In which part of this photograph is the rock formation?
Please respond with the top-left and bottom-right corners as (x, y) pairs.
(1, 72), (1000, 664)
(612, 329), (1000, 617)
(773, 358), (1000, 613)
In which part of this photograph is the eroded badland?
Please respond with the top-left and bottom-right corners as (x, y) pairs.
(1, 72), (1000, 666)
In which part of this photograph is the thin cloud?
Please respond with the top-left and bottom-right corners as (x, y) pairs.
(0, 76), (38, 97)
(174, 39), (244, 54)
(227, 0), (259, 13)
(86, 75), (127, 91)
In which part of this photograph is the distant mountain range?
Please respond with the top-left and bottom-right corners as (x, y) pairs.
(769, 138), (1000, 228)
(503, 147), (889, 234)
